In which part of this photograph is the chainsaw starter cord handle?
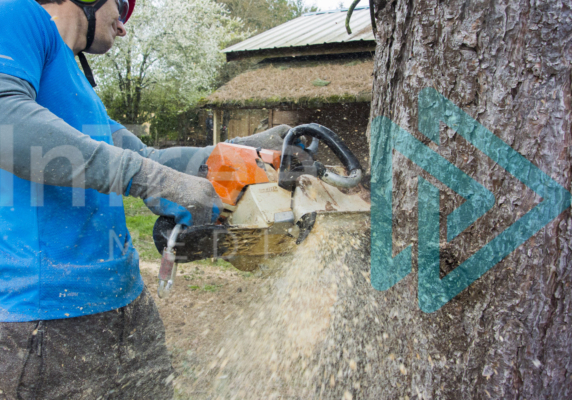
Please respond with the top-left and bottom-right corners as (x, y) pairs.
(315, 161), (363, 188)
(279, 124), (362, 190)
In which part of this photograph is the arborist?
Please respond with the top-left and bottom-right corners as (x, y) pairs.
(0, 0), (287, 398)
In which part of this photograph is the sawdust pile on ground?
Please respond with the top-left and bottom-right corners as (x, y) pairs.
(205, 60), (374, 106)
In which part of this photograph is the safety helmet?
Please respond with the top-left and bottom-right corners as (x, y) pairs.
(71, 0), (136, 87)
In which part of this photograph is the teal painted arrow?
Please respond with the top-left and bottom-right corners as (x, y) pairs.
(370, 116), (495, 291)
(370, 88), (572, 312)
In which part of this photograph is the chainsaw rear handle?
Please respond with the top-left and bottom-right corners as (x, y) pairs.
(278, 123), (362, 191)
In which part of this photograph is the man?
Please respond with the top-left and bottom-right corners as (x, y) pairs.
(0, 0), (288, 398)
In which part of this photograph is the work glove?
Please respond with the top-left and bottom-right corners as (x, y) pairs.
(129, 159), (223, 227)
(143, 197), (220, 227)
(227, 124), (293, 151)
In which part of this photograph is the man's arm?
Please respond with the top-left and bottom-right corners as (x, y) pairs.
(0, 73), (142, 195)
(110, 125), (214, 176)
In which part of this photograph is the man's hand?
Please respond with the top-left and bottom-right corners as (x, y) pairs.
(129, 159), (223, 227)
(143, 198), (220, 227)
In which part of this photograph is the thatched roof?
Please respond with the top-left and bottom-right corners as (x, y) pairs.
(202, 59), (373, 109)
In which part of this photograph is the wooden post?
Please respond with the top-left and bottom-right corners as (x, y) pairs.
(268, 109), (273, 128)
(213, 110), (221, 145)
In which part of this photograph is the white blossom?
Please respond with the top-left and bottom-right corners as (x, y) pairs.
(89, 0), (245, 117)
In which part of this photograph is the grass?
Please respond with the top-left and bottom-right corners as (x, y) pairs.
(195, 258), (235, 270)
(188, 284), (223, 292)
(123, 196), (161, 261)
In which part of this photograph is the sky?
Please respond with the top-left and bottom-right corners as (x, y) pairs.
(306, 0), (354, 12)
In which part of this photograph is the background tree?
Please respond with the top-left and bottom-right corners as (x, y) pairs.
(211, 0), (319, 98)
(216, 0), (317, 33)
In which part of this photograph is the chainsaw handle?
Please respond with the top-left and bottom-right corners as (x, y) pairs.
(278, 124), (362, 191)
(314, 162), (363, 188)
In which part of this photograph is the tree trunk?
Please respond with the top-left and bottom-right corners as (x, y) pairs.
(365, 0), (572, 398)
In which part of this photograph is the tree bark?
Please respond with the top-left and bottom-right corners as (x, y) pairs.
(364, 0), (572, 398)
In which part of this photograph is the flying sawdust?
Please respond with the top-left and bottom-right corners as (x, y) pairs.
(175, 215), (372, 399)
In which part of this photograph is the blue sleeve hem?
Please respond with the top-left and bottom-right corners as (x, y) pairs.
(0, 65), (39, 95)
(108, 118), (127, 134)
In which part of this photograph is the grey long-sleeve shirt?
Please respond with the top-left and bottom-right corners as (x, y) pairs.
(0, 73), (213, 193)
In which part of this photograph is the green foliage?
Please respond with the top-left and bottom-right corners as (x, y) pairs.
(195, 258), (234, 269)
(312, 78), (331, 87)
(211, 0), (318, 88)
(140, 135), (155, 147)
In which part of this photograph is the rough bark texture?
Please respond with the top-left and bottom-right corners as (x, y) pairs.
(365, 0), (572, 398)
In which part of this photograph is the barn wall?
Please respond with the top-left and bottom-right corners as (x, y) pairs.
(226, 109), (269, 140)
(301, 103), (370, 170)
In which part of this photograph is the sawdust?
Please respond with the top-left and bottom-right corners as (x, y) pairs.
(142, 214), (372, 399)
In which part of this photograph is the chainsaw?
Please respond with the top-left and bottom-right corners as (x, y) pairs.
(152, 124), (370, 297)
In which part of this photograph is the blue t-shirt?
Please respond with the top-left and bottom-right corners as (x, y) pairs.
(0, 0), (144, 321)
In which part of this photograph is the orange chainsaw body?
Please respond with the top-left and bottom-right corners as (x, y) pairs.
(205, 143), (281, 206)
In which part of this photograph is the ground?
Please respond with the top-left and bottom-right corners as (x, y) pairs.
(125, 197), (264, 398)
(139, 260), (263, 398)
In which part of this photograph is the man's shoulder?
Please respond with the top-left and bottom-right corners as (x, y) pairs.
(0, 0), (54, 30)
(1, 0), (45, 13)
(0, 0), (61, 94)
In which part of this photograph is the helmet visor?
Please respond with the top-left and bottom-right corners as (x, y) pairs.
(117, 0), (129, 23)
(73, 0), (129, 23)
